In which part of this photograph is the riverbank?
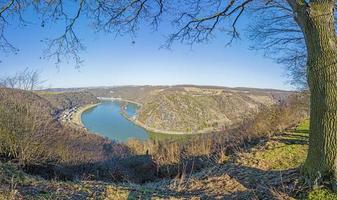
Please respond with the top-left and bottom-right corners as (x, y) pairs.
(97, 97), (197, 135)
(78, 99), (227, 137)
(70, 103), (100, 127)
(77, 99), (213, 137)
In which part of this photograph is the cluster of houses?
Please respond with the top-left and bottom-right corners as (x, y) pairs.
(60, 106), (78, 123)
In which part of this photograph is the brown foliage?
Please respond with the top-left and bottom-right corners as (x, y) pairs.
(0, 88), (62, 165)
(39, 91), (99, 113)
(0, 88), (129, 168)
(0, 88), (309, 183)
(127, 93), (309, 176)
(244, 93), (309, 138)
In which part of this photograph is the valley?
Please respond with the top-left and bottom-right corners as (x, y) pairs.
(1, 85), (325, 199)
(81, 101), (149, 142)
(35, 85), (296, 142)
(59, 85), (293, 137)
(2, 0), (337, 198)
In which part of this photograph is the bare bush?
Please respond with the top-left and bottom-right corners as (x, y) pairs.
(127, 93), (309, 172)
(0, 88), (63, 166)
(245, 93), (309, 138)
(0, 68), (44, 91)
(0, 88), (130, 168)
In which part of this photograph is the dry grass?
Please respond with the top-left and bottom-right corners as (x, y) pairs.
(127, 94), (309, 173)
(0, 88), (131, 181)
(2, 88), (321, 199)
(1, 119), (336, 199)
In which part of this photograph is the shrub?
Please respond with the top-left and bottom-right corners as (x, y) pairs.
(0, 88), (64, 166)
(0, 88), (130, 172)
(244, 92), (309, 138)
(127, 93), (309, 177)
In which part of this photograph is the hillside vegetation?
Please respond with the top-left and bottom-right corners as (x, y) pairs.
(1, 120), (336, 199)
(87, 86), (167, 104)
(2, 87), (333, 199)
(0, 88), (130, 179)
(37, 91), (99, 114)
(84, 86), (293, 133)
(87, 85), (291, 103)
(136, 87), (288, 133)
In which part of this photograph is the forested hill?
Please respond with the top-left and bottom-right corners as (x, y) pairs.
(36, 91), (99, 113)
(85, 85), (292, 105)
(83, 86), (292, 133)
(135, 87), (284, 133)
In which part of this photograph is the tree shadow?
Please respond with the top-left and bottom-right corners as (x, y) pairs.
(293, 129), (309, 134)
(24, 154), (159, 183)
(271, 132), (309, 145)
(271, 138), (308, 145)
(128, 130), (308, 199)
(125, 161), (301, 199)
(20, 133), (305, 199)
(223, 164), (300, 199)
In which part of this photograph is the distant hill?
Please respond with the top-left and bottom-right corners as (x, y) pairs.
(86, 85), (168, 104)
(135, 87), (288, 133)
(85, 85), (292, 133)
(36, 91), (99, 113)
(85, 85), (292, 102)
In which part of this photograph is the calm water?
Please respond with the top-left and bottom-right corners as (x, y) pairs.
(81, 101), (149, 142)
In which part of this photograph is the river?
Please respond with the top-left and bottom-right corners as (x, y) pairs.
(81, 101), (149, 142)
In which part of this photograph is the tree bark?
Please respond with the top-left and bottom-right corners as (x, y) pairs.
(297, 1), (337, 184)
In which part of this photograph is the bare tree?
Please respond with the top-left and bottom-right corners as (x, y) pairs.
(1, 0), (337, 187)
(247, 0), (308, 89)
(0, 67), (44, 90)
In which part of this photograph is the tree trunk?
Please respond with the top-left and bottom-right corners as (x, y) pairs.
(299, 2), (337, 184)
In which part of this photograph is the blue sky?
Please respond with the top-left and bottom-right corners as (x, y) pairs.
(0, 6), (293, 90)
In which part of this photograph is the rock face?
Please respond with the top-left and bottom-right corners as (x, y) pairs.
(135, 87), (287, 133)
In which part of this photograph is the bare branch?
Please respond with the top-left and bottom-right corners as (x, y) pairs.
(248, 0), (307, 89)
(0, 67), (45, 90)
(0, 0), (14, 16)
(165, 0), (254, 47)
(41, 0), (86, 67)
(0, 0), (334, 85)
